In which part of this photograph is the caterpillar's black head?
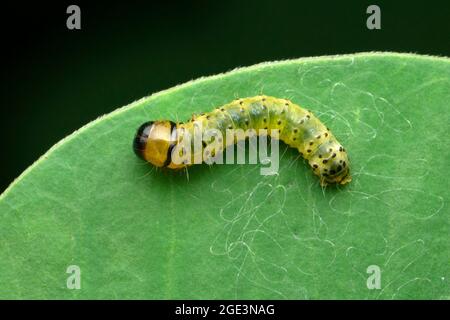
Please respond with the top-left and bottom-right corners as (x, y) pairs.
(133, 120), (177, 167)
(133, 121), (154, 159)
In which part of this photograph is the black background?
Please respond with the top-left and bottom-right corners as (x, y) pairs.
(0, 299), (447, 317)
(1, 0), (449, 192)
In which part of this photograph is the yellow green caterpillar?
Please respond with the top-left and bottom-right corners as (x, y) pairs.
(133, 95), (351, 186)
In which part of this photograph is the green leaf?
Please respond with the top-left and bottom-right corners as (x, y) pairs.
(1, 52), (449, 299)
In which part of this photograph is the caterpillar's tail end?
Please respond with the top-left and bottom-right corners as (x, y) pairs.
(320, 173), (352, 187)
(339, 174), (352, 185)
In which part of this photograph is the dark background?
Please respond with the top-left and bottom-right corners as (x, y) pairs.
(1, 0), (449, 192)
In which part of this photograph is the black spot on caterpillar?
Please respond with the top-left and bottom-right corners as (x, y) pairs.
(133, 95), (351, 186)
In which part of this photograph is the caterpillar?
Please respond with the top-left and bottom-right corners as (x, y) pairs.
(133, 95), (351, 186)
